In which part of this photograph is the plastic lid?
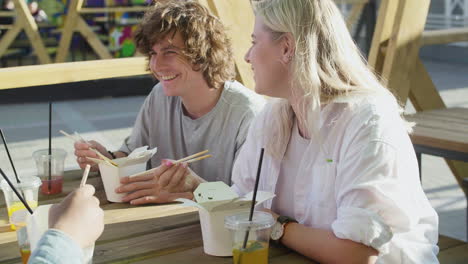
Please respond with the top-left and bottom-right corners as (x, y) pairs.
(1, 176), (42, 192)
(225, 211), (275, 231)
(32, 148), (67, 159)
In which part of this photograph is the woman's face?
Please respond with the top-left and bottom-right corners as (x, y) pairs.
(244, 17), (292, 99)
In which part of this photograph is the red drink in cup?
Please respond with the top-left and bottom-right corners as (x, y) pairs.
(33, 148), (67, 195)
(40, 175), (63, 195)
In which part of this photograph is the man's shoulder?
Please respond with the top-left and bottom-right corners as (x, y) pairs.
(221, 81), (266, 114)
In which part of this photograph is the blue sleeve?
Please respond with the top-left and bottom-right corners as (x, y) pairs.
(28, 229), (84, 264)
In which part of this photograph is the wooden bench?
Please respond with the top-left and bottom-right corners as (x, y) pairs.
(406, 107), (468, 241)
(438, 235), (468, 264)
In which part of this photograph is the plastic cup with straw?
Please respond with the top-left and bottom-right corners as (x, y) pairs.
(0, 168), (34, 215)
(225, 148), (275, 264)
(0, 167), (41, 231)
(0, 168), (37, 263)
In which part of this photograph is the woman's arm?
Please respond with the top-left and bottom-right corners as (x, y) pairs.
(282, 222), (378, 264)
(265, 209), (378, 264)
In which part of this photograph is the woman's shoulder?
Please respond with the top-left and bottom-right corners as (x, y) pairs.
(332, 94), (409, 144)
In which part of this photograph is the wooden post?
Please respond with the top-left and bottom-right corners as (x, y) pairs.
(369, 0), (468, 195)
(345, 0), (369, 29)
(56, 0), (112, 62)
(380, 0), (430, 103)
(199, 0), (255, 90)
(0, 0), (51, 64)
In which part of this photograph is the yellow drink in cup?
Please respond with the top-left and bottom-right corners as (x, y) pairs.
(8, 201), (38, 230)
(232, 241), (269, 264)
(15, 224), (31, 264)
(225, 211), (275, 264)
(20, 248), (31, 264)
(1, 176), (41, 231)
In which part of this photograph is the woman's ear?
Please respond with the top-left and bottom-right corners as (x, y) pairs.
(280, 32), (295, 64)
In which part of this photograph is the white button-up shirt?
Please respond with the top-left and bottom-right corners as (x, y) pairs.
(232, 96), (439, 263)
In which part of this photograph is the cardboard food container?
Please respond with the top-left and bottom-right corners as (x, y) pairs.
(26, 204), (94, 264)
(176, 182), (275, 256)
(94, 146), (157, 203)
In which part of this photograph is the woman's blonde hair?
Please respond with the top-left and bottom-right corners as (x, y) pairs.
(135, 0), (236, 89)
(251, 0), (407, 156)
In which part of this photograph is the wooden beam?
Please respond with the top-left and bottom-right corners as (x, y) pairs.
(0, 0), (51, 63)
(55, 0), (83, 62)
(0, 22), (22, 58)
(15, 0), (51, 64)
(79, 6), (149, 14)
(334, 0), (369, 4)
(0, 11), (15, 17)
(345, 2), (368, 29)
(76, 17), (112, 59)
(368, 0), (400, 73)
(380, 0), (430, 103)
(202, 0), (255, 90)
(0, 57), (149, 90)
(408, 59), (445, 112)
(422, 27), (468, 46)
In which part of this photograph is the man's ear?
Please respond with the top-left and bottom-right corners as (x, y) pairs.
(280, 32), (295, 64)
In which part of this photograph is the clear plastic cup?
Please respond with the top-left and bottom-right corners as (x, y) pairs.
(225, 211), (275, 264)
(16, 224), (31, 264)
(33, 148), (67, 195)
(1, 176), (41, 230)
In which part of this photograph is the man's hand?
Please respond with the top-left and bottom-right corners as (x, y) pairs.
(49, 185), (104, 248)
(115, 161), (195, 205)
(74, 140), (110, 172)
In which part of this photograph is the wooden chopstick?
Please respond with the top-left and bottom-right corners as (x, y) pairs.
(129, 168), (158, 179)
(185, 154), (212, 164)
(174, 150), (209, 164)
(128, 151), (212, 178)
(60, 130), (118, 167)
(80, 164), (91, 187)
(73, 132), (118, 166)
(60, 130), (79, 141)
(91, 148), (118, 167)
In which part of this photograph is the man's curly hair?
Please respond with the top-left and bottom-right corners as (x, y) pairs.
(134, 0), (236, 89)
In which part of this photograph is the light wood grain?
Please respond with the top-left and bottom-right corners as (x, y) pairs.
(204, 0), (255, 90)
(0, 11), (15, 17)
(422, 27), (468, 46)
(0, 57), (148, 90)
(79, 6), (149, 14)
(406, 108), (468, 153)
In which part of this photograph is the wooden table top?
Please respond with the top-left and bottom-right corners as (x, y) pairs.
(405, 107), (468, 154)
(0, 170), (315, 264)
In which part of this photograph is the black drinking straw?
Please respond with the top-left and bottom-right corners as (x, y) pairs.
(242, 148), (265, 249)
(0, 168), (33, 214)
(0, 129), (20, 184)
(48, 102), (52, 191)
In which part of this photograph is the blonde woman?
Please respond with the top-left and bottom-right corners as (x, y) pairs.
(232, 0), (439, 263)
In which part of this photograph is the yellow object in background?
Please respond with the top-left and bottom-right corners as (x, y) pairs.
(7, 201), (38, 230)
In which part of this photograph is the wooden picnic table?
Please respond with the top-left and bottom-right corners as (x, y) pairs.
(0, 170), (315, 264)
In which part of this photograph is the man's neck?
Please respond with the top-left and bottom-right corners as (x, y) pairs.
(180, 82), (224, 119)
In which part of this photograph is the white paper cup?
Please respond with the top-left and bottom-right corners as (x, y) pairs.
(99, 159), (146, 203)
(26, 204), (94, 264)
